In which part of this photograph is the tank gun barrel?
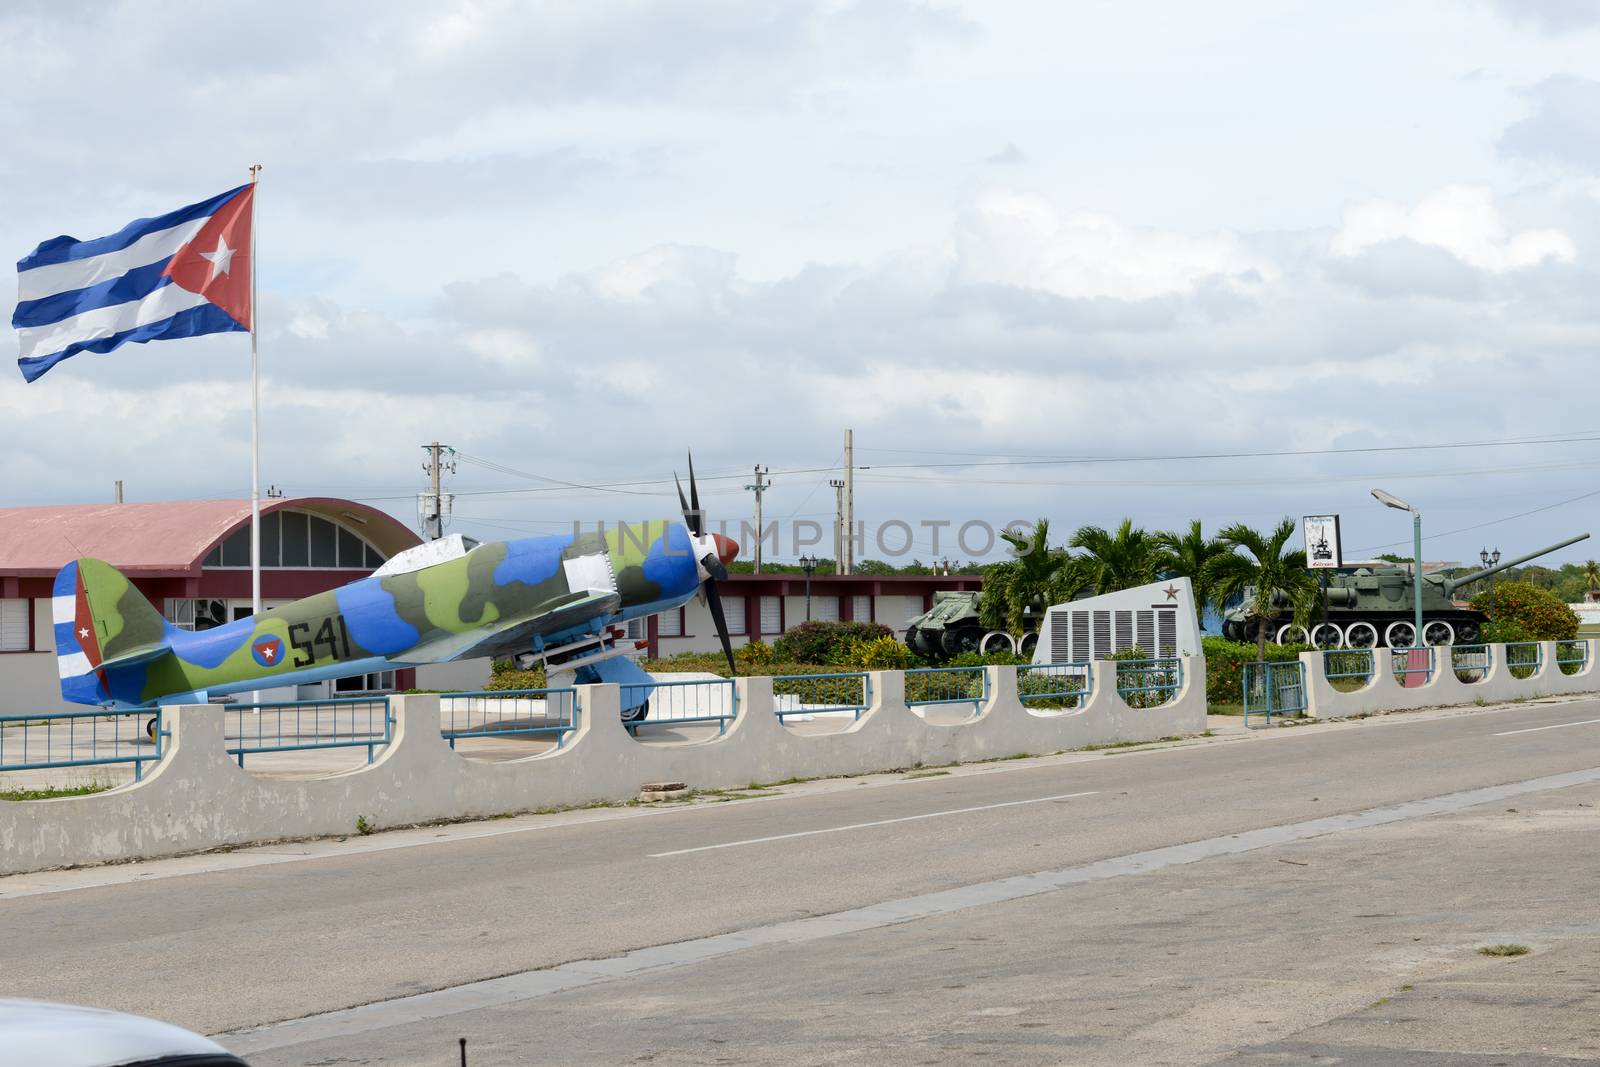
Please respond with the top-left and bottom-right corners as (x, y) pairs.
(1440, 532), (1590, 594)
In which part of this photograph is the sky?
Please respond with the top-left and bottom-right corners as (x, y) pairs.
(3, 0), (1600, 569)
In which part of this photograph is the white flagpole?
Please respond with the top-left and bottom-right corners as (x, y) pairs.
(249, 164), (262, 621)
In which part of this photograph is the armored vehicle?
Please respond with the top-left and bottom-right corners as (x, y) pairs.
(904, 591), (1038, 660)
(1219, 533), (1589, 648)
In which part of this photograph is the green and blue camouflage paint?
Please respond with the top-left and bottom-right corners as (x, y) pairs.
(54, 520), (704, 707)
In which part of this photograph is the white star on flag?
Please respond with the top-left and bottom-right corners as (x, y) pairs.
(78, 627), (89, 639)
(262, 645), (275, 661)
(199, 237), (235, 281)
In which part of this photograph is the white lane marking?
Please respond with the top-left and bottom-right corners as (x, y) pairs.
(220, 764), (1600, 1055)
(1494, 717), (1600, 737)
(648, 791), (1101, 857)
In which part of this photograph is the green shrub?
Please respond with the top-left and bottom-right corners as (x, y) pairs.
(1201, 636), (1310, 706)
(837, 635), (913, 671)
(1471, 582), (1579, 640)
(484, 666), (547, 691)
(772, 621), (895, 665)
(946, 649), (1031, 668)
(1479, 618), (1532, 644)
(736, 640), (775, 670)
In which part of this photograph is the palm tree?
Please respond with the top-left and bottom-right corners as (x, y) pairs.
(1152, 520), (1228, 623)
(1071, 519), (1160, 594)
(1584, 560), (1600, 597)
(979, 519), (1089, 636)
(1204, 517), (1320, 662)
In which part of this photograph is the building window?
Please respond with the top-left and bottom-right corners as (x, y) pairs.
(625, 617), (647, 641)
(852, 594), (872, 622)
(760, 596), (782, 635)
(720, 595), (747, 636)
(657, 608), (683, 638)
(0, 600), (30, 651)
(334, 671), (395, 694)
(811, 595), (840, 622)
(165, 598), (230, 632)
(204, 511), (386, 571)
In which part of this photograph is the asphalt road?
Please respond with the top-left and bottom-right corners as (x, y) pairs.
(4, 697), (1600, 1065)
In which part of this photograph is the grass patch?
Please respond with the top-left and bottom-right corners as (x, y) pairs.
(1078, 736), (1186, 753)
(905, 770), (950, 779)
(1209, 703), (1244, 716)
(1478, 943), (1530, 957)
(0, 783), (112, 801)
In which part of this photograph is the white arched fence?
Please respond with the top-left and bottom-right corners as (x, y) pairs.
(0, 660), (1205, 877)
(1300, 639), (1598, 717)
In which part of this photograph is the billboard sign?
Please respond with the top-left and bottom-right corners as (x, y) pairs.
(1303, 514), (1341, 569)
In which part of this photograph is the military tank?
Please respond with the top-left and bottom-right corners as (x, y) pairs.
(1219, 533), (1590, 648)
(905, 591), (1039, 660)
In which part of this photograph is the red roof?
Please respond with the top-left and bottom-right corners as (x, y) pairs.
(0, 498), (421, 578)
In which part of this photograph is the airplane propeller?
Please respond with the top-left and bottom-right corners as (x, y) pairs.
(676, 452), (740, 676)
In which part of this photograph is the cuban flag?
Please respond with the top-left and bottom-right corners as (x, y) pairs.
(14, 184), (254, 382)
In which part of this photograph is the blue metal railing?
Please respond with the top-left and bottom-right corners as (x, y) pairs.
(1389, 647), (1435, 685)
(620, 678), (738, 735)
(0, 708), (165, 783)
(224, 697), (391, 767)
(1242, 661), (1305, 725)
(1556, 640), (1589, 676)
(1016, 662), (1092, 709)
(1504, 642), (1543, 680)
(439, 688), (579, 749)
(771, 673), (872, 722)
(904, 666), (988, 711)
(1323, 648), (1375, 688)
(1450, 643), (1492, 684)
(1115, 657), (1183, 708)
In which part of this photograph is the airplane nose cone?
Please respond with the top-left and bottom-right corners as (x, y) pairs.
(712, 533), (739, 566)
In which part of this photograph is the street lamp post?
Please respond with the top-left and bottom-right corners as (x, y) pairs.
(799, 554), (819, 621)
(1480, 546), (1501, 618)
(1373, 489), (1424, 646)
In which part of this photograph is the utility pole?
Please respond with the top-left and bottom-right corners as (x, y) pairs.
(830, 479), (846, 574)
(745, 464), (769, 574)
(843, 428), (854, 575)
(421, 442), (456, 541)
(113, 480), (123, 504)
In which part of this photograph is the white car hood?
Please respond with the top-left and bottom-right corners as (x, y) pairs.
(0, 999), (234, 1067)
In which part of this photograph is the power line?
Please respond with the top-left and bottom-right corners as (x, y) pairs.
(858, 458), (1600, 490)
(1350, 485), (1600, 554)
(854, 429), (1600, 469)
(320, 427), (1600, 505)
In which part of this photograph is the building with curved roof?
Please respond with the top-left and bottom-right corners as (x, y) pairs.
(0, 498), (423, 712)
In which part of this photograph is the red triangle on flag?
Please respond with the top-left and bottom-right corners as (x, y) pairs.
(163, 184), (254, 330)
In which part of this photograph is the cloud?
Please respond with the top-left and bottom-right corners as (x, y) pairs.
(1487, 0), (1600, 33)
(1330, 186), (1576, 272)
(0, 1), (974, 210)
(1322, 238), (1487, 300)
(952, 189), (1275, 301)
(984, 143), (1029, 166)
(1499, 76), (1600, 170)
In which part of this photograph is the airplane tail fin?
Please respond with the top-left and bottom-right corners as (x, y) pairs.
(53, 559), (175, 706)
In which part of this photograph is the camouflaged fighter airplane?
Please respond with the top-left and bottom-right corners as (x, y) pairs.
(52, 461), (740, 722)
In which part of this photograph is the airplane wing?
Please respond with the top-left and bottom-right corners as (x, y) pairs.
(396, 589), (624, 665)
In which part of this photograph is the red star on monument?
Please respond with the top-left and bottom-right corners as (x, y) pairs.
(1163, 584), (1180, 600)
